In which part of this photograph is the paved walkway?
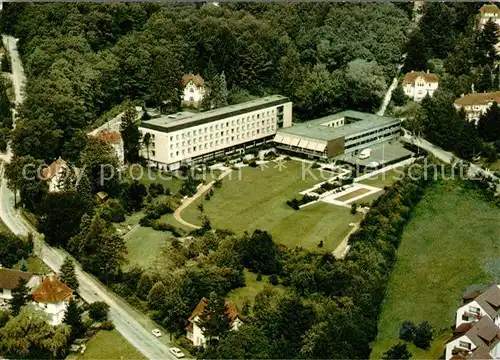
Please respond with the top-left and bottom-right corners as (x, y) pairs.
(173, 168), (233, 229)
(332, 222), (360, 259)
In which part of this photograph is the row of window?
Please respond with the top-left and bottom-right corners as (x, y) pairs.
(168, 113), (276, 142)
(168, 126), (275, 151)
(345, 130), (399, 150)
(169, 129), (270, 159)
(346, 124), (400, 142)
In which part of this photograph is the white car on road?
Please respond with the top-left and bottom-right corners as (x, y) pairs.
(169, 347), (185, 358)
(151, 329), (162, 337)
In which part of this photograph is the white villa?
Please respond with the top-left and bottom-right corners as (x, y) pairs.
(454, 91), (500, 124)
(32, 276), (73, 326)
(41, 157), (69, 193)
(181, 73), (206, 109)
(445, 285), (500, 360)
(94, 130), (125, 166)
(0, 267), (39, 307)
(402, 70), (439, 102)
(186, 297), (244, 347)
(479, 4), (500, 29)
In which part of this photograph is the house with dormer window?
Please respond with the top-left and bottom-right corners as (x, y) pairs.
(181, 74), (206, 109)
(402, 70), (439, 102)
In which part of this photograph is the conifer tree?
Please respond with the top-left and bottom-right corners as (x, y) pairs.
(9, 278), (30, 316)
(196, 292), (230, 344)
(120, 106), (141, 163)
(60, 256), (79, 291)
(63, 299), (84, 340)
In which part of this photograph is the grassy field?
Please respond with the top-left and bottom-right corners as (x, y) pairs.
(68, 330), (146, 360)
(371, 180), (500, 359)
(336, 188), (371, 201)
(181, 161), (360, 251)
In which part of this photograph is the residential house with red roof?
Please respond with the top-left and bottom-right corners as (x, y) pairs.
(186, 297), (244, 347)
(94, 129), (125, 166)
(454, 91), (500, 124)
(182, 73), (206, 109)
(32, 276), (73, 326)
(402, 70), (439, 102)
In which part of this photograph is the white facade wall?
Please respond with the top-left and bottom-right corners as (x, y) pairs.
(140, 102), (292, 170)
(404, 79), (439, 102)
(479, 14), (500, 29)
(455, 300), (488, 327)
(445, 335), (476, 360)
(454, 103), (491, 125)
(189, 315), (244, 347)
(0, 289), (12, 303)
(183, 81), (205, 104)
(34, 301), (68, 326)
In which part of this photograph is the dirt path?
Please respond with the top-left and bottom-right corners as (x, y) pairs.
(173, 168), (233, 229)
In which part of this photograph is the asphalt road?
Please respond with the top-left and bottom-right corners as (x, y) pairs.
(0, 35), (176, 360)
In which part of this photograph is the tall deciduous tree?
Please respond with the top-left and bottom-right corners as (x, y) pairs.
(196, 292), (231, 344)
(0, 307), (71, 359)
(120, 106), (141, 163)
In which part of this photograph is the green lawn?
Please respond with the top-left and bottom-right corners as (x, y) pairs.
(14, 256), (51, 275)
(371, 180), (500, 359)
(227, 269), (285, 309)
(181, 161), (360, 251)
(68, 330), (146, 360)
(117, 212), (173, 270)
(125, 166), (184, 193)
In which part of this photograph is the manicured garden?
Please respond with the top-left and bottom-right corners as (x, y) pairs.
(181, 161), (360, 251)
(371, 180), (500, 359)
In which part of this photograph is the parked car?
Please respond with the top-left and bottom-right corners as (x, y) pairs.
(358, 149), (371, 160)
(169, 347), (185, 358)
(151, 329), (162, 338)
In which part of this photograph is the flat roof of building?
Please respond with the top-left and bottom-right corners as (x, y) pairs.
(277, 110), (400, 141)
(140, 95), (290, 133)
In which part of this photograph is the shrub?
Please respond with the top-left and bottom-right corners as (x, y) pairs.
(413, 321), (433, 349)
(256, 273), (262, 281)
(249, 160), (259, 168)
(399, 320), (416, 342)
(100, 320), (115, 330)
(214, 179), (222, 188)
(350, 203), (358, 215)
(311, 162), (321, 169)
(318, 240), (323, 248)
(269, 274), (279, 285)
(286, 194), (318, 210)
(151, 221), (183, 237)
(88, 302), (110, 322)
(99, 199), (126, 223)
(148, 183), (165, 198)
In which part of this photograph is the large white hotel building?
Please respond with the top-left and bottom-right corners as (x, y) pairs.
(139, 95), (292, 170)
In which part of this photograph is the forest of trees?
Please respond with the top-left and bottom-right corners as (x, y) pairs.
(0, 2), (410, 163)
